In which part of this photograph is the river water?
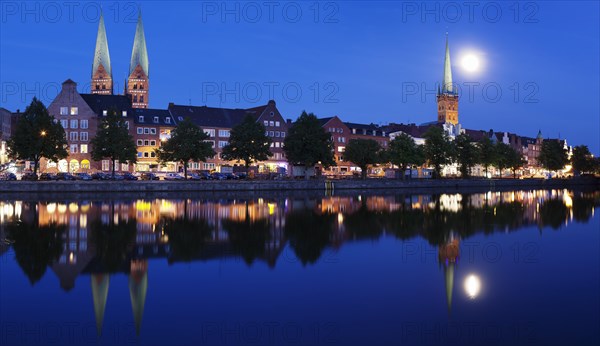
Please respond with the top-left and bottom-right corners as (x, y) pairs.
(1, 188), (599, 345)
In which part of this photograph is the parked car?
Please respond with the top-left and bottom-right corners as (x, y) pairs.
(0, 172), (17, 181)
(110, 174), (125, 181)
(236, 172), (248, 180)
(210, 172), (226, 180)
(224, 173), (239, 180)
(56, 173), (77, 181)
(199, 172), (213, 180)
(74, 173), (93, 181)
(40, 173), (58, 181)
(123, 173), (138, 181)
(20, 172), (37, 181)
(91, 172), (111, 180)
(188, 173), (202, 180)
(164, 173), (184, 181)
(140, 172), (160, 180)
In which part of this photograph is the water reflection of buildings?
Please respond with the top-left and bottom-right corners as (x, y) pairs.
(1, 189), (598, 333)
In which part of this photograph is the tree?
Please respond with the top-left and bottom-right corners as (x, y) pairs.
(90, 110), (137, 178)
(423, 126), (454, 178)
(221, 114), (272, 171)
(538, 140), (568, 173)
(571, 145), (595, 175)
(454, 133), (478, 178)
(8, 97), (68, 175)
(507, 148), (526, 178)
(477, 136), (496, 178)
(155, 118), (215, 179)
(387, 133), (424, 180)
(494, 143), (515, 177)
(344, 139), (382, 179)
(283, 111), (335, 179)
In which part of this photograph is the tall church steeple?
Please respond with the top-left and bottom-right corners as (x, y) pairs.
(126, 9), (149, 108)
(91, 10), (113, 95)
(437, 33), (459, 125)
(442, 34), (453, 94)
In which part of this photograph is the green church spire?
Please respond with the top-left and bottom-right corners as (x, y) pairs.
(92, 10), (112, 78)
(442, 33), (453, 94)
(129, 9), (149, 77)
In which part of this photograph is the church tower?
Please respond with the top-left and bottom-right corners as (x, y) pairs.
(91, 10), (113, 95)
(437, 34), (459, 125)
(126, 10), (149, 109)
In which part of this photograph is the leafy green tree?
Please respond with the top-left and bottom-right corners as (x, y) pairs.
(538, 140), (568, 173)
(283, 111), (335, 179)
(477, 136), (497, 178)
(221, 114), (272, 171)
(507, 147), (526, 179)
(155, 118), (215, 179)
(454, 133), (479, 178)
(387, 133), (425, 180)
(90, 110), (137, 178)
(494, 143), (515, 177)
(343, 139), (382, 179)
(423, 127), (454, 178)
(571, 145), (595, 175)
(8, 97), (68, 175)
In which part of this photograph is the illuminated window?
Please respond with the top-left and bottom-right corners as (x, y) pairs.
(80, 144), (88, 153)
(70, 107), (78, 115)
(218, 141), (228, 148)
(218, 130), (230, 137)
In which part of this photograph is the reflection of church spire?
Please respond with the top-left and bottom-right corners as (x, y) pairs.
(439, 235), (460, 315)
(443, 263), (455, 314)
(91, 274), (110, 336)
(129, 260), (148, 335)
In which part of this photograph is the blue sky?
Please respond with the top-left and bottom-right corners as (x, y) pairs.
(1, 1), (599, 153)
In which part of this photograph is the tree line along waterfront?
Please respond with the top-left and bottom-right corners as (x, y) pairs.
(1, 98), (598, 182)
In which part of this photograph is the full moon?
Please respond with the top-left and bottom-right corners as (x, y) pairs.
(461, 54), (480, 72)
(464, 274), (482, 299)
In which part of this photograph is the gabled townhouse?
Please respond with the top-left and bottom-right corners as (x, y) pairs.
(48, 79), (136, 173)
(318, 116), (351, 175)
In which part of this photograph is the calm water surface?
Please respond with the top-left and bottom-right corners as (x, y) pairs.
(1, 189), (599, 346)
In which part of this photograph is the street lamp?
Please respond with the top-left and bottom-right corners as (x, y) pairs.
(40, 130), (46, 137)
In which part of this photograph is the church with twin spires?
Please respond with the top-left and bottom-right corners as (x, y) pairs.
(91, 10), (150, 109)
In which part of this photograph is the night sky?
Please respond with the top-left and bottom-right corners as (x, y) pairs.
(1, 1), (598, 153)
